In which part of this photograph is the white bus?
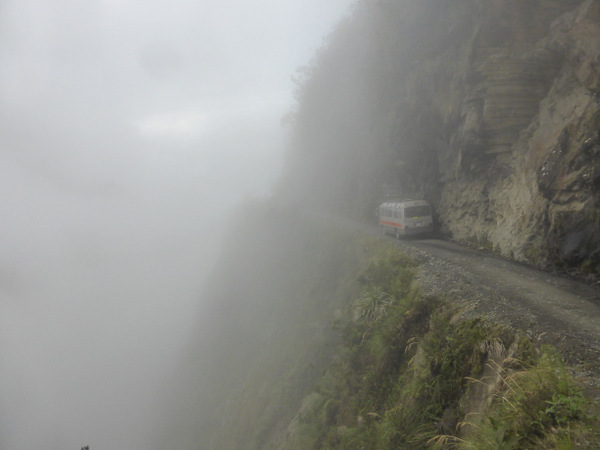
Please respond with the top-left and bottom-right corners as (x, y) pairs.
(378, 199), (433, 238)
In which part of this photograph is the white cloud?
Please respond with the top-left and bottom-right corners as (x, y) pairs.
(0, 0), (352, 448)
(136, 111), (207, 139)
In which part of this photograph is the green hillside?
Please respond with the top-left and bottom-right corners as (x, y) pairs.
(153, 201), (598, 449)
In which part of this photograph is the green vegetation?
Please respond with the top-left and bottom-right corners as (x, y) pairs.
(454, 347), (587, 449)
(283, 241), (597, 449)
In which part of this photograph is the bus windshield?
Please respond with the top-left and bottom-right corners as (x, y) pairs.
(404, 205), (431, 218)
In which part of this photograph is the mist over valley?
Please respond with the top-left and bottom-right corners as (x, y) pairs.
(0, 1), (348, 448)
(3, 1), (600, 449)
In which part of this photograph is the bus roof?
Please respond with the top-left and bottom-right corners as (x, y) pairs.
(379, 199), (430, 208)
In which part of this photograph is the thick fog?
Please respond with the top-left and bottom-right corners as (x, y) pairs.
(0, 1), (350, 448)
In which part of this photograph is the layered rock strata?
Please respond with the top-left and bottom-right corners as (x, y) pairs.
(436, 0), (600, 273)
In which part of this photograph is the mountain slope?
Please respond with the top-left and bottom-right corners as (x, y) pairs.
(153, 1), (600, 448)
(278, 0), (600, 274)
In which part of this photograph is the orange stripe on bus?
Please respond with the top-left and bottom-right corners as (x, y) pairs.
(380, 220), (402, 228)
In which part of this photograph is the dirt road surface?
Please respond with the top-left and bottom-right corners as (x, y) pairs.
(396, 237), (600, 370)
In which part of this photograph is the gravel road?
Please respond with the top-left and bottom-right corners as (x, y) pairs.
(311, 211), (600, 384)
(388, 235), (600, 400)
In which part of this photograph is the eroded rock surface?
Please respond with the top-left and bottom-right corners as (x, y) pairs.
(435, 0), (600, 274)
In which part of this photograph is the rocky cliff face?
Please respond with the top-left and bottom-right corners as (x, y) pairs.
(280, 0), (600, 274)
(435, 0), (600, 273)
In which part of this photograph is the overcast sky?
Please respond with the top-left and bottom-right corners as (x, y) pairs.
(0, 1), (351, 448)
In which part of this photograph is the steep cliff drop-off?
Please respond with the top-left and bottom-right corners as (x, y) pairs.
(279, 0), (600, 275)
